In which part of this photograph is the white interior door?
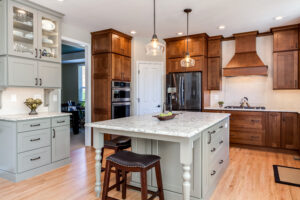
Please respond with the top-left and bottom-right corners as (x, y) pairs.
(137, 62), (163, 115)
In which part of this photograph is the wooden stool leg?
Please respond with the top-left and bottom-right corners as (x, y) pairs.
(140, 169), (148, 200)
(122, 170), (127, 199)
(155, 161), (164, 200)
(102, 160), (112, 200)
(101, 147), (105, 172)
(114, 149), (121, 191)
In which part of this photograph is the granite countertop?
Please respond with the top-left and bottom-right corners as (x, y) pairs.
(86, 112), (230, 138)
(0, 112), (72, 122)
(204, 106), (300, 114)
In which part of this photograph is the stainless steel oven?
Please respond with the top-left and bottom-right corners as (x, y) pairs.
(112, 81), (131, 102)
(111, 81), (131, 119)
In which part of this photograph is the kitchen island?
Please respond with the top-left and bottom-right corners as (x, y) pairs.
(86, 112), (230, 200)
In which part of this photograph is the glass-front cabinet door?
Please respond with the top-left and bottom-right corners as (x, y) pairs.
(8, 1), (38, 59)
(38, 12), (61, 62)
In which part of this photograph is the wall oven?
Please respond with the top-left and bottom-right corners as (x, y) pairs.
(111, 81), (131, 119)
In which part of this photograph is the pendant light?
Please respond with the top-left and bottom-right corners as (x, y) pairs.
(181, 9), (195, 67)
(145, 0), (165, 56)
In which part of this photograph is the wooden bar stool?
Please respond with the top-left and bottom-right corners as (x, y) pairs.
(101, 136), (131, 191)
(102, 151), (164, 200)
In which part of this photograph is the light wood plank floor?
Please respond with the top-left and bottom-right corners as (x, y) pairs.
(0, 147), (299, 200)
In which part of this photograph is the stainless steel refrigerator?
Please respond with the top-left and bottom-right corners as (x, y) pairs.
(166, 72), (202, 111)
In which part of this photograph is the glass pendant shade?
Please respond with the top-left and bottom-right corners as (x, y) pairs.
(181, 52), (195, 67)
(146, 34), (165, 56)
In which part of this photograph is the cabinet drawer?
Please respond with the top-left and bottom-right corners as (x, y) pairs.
(205, 119), (229, 147)
(17, 146), (51, 173)
(208, 151), (229, 187)
(17, 119), (51, 132)
(17, 129), (51, 153)
(229, 111), (265, 131)
(52, 116), (70, 127)
(230, 130), (264, 146)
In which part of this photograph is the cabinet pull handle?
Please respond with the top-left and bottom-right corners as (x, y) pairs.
(39, 49), (42, 58)
(57, 120), (65, 123)
(219, 140), (224, 144)
(53, 129), (56, 138)
(250, 136), (259, 139)
(30, 138), (41, 142)
(251, 119), (259, 123)
(219, 160), (224, 164)
(35, 48), (38, 58)
(211, 147), (216, 152)
(30, 156), (41, 161)
(35, 78), (38, 86)
(39, 78), (42, 86)
(219, 125), (223, 129)
(211, 170), (216, 176)
(30, 124), (40, 127)
(209, 130), (216, 134)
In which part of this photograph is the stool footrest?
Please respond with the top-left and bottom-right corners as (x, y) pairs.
(127, 185), (160, 200)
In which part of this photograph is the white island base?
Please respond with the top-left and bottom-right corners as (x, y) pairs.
(87, 112), (230, 200)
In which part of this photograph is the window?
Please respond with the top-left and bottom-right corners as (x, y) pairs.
(78, 64), (86, 102)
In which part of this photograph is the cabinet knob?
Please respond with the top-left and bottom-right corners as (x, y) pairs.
(39, 78), (42, 86)
(211, 170), (216, 176)
(219, 140), (224, 144)
(35, 78), (38, 86)
(219, 160), (224, 164)
(211, 147), (216, 152)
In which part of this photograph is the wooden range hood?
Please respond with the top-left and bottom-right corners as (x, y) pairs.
(223, 31), (268, 77)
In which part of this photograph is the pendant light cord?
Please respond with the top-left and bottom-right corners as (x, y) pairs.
(186, 11), (189, 53)
(154, 0), (156, 35)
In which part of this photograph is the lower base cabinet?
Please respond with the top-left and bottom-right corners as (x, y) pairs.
(281, 112), (299, 150)
(131, 119), (229, 200)
(0, 115), (70, 182)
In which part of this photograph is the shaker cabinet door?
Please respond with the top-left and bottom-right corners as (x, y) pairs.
(8, 57), (38, 87)
(52, 126), (70, 162)
(38, 61), (61, 88)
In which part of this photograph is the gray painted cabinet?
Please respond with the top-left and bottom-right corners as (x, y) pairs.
(131, 118), (230, 200)
(0, 115), (71, 182)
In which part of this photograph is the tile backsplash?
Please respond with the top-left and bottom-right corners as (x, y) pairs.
(0, 88), (49, 115)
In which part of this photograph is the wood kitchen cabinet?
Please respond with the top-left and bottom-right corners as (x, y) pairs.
(281, 112), (299, 150)
(273, 25), (299, 52)
(92, 29), (132, 57)
(185, 56), (206, 72)
(166, 40), (185, 58)
(166, 58), (184, 73)
(207, 57), (221, 90)
(273, 51), (299, 89)
(189, 36), (207, 56)
(266, 112), (281, 148)
(112, 54), (131, 81)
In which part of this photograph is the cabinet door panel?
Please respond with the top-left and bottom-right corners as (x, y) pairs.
(37, 12), (61, 62)
(121, 37), (131, 57)
(92, 33), (111, 54)
(7, 1), (38, 59)
(38, 61), (61, 88)
(189, 37), (207, 56)
(208, 39), (221, 57)
(111, 53), (122, 80)
(52, 126), (70, 162)
(8, 57), (38, 86)
(281, 112), (299, 150)
(266, 112), (281, 148)
(166, 40), (185, 58)
(167, 58), (184, 73)
(274, 30), (299, 52)
(122, 56), (131, 81)
(208, 57), (221, 90)
(273, 51), (298, 89)
(185, 56), (206, 72)
(111, 33), (122, 55)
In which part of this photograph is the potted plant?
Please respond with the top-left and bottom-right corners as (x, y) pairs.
(24, 98), (43, 115)
(218, 101), (224, 108)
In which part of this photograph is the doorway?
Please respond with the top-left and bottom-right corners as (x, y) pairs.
(61, 39), (89, 151)
(136, 61), (164, 115)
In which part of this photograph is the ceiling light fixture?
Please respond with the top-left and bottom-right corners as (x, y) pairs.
(218, 25), (226, 30)
(177, 32), (183, 36)
(130, 30), (136, 35)
(145, 0), (165, 56)
(275, 16), (283, 20)
(57, 0), (64, 2)
(181, 9), (195, 68)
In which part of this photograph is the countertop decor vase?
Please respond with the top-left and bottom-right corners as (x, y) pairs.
(24, 98), (42, 115)
(218, 101), (224, 108)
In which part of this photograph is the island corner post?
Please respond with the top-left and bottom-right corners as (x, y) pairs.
(93, 128), (104, 198)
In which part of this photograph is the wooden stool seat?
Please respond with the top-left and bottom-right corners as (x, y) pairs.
(102, 151), (164, 200)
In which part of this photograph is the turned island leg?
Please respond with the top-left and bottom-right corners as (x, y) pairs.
(93, 129), (104, 198)
(180, 140), (193, 200)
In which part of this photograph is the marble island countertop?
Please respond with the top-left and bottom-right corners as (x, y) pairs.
(0, 112), (72, 121)
(204, 106), (300, 114)
(86, 112), (230, 138)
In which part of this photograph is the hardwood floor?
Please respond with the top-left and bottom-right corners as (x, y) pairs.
(0, 146), (299, 200)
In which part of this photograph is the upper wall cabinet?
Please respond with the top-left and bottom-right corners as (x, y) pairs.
(166, 40), (185, 58)
(6, 1), (62, 62)
(273, 25), (299, 52)
(92, 29), (132, 57)
(207, 36), (222, 90)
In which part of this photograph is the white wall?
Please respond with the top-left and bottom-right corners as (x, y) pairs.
(61, 22), (91, 45)
(131, 37), (166, 115)
(210, 35), (300, 111)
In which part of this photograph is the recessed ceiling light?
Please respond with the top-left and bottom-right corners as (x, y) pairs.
(130, 30), (136, 35)
(275, 16), (283, 20)
(177, 32), (183, 36)
(57, 0), (64, 2)
(218, 25), (226, 30)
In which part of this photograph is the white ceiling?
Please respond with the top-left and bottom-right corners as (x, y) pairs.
(30, 0), (300, 38)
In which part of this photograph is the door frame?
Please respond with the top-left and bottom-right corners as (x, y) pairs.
(61, 36), (92, 147)
(135, 61), (164, 116)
